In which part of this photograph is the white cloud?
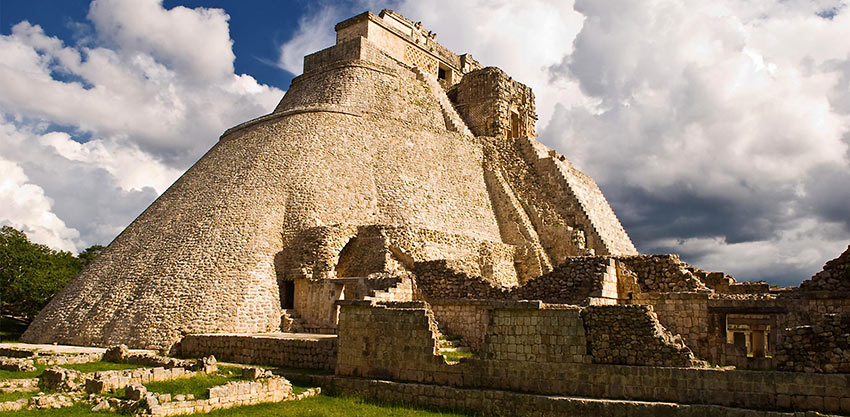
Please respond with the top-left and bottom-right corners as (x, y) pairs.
(543, 0), (850, 283)
(0, 157), (79, 252)
(0, 0), (283, 253)
(277, 6), (346, 75)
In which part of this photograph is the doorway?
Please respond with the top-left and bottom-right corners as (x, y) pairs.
(280, 280), (295, 309)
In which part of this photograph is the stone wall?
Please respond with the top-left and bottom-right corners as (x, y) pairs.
(295, 374), (826, 417)
(616, 254), (709, 292)
(776, 313), (850, 373)
(449, 67), (537, 138)
(429, 300), (490, 350)
(632, 292), (712, 360)
(146, 377), (294, 417)
(85, 367), (200, 393)
(582, 305), (700, 367)
(481, 304), (590, 364)
(179, 334), (337, 371)
(303, 37), (400, 74)
(335, 302), (850, 415)
(412, 257), (616, 304)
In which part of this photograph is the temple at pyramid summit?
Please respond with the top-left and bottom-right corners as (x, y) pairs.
(20, 11), (850, 415)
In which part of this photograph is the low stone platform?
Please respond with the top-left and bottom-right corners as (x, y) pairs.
(179, 333), (337, 371)
(0, 342), (155, 355)
(282, 372), (833, 417)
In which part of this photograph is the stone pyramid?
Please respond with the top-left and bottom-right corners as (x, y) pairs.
(23, 10), (636, 349)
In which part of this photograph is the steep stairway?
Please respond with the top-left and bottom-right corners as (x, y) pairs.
(411, 66), (473, 136)
(516, 137), (637, 255)
(365, 278), (415, 303)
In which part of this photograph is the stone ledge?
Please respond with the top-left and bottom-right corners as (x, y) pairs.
(287, 373), (825, 417)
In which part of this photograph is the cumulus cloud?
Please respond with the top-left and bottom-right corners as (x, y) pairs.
(281, 0), (850, 285)
(543, 0), (850, 285)
(277, 6), (343, 75)
(0, 0), (283, 252)
(0, 156), (79, 252)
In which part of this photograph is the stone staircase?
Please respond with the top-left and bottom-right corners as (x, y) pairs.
(366, 278), (415, 303)
(280, 309), (305, 333)
(516, 136), (638, 256)
(411, 66), (473, 136)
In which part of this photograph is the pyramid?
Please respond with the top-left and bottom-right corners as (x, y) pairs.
(23, 10), (636, 349)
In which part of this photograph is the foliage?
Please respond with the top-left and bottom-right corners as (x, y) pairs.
(76, 245), (105, 268)
(0, 226), (103, 321)
(0, 316), (27, 342)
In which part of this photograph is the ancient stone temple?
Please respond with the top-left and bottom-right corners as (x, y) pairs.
(19, 10), (850, 415)
(23, 9), (637, 350)
(23, 9), (850, 391)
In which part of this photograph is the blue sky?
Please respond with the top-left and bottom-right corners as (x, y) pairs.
(1, 0), (304, 96)
(1, 0), (849, 286)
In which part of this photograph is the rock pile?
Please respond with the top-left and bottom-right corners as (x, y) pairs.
(800, 245), (850, 292)
(776, 313), (850, 373)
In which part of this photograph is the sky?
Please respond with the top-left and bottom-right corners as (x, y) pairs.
(0, 0), (848, 287)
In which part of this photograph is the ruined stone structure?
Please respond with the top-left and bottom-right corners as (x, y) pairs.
(23, 9), (636, 349)
(19, 10), (850, 416)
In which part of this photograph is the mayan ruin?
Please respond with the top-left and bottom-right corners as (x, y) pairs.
(3, 8), (850, 417)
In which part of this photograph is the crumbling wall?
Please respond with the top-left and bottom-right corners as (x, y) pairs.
(616, 255), (709, 292)
(412, 257), (616, 304)
(776, 313), (850, 373)
(335, 302), (849, 415)
(582, 305), (701, 367)
(800, 245), (850, 292)
(631, 292), (711, 360)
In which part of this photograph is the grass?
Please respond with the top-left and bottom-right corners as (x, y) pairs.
(441, 349), (474, 363)
(0, 364), (47, 380)
(59, 361), (146, 373)
(0, 404), (104, 416)
(0, 360), (148, 380)
(0, 390), (34, 403)
(142, 366), (244, 399)
(0, 317), (27, 342)
(0, 395), (473, 417)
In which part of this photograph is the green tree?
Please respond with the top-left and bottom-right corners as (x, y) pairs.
(0, 226), (103, 321)
(78, 244), (106, 267)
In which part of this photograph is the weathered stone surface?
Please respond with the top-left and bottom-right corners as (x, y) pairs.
(21, 8), (638, 350)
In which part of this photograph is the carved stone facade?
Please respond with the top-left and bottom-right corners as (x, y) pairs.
(449, 67), (537, 138)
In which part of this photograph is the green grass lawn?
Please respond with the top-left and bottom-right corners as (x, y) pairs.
(0, 390), (34, 403)
(0, 364), (47, 380)
(0, 394), (473, 416)
(59, 361), (146, 373)
(0, 317), (27, 342)
(0, 360), (150, 380)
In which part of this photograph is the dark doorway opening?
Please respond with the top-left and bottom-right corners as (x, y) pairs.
(280, 280), (295, 309)
(438, 66), (447, 80)
(510, 111), (520, 138)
